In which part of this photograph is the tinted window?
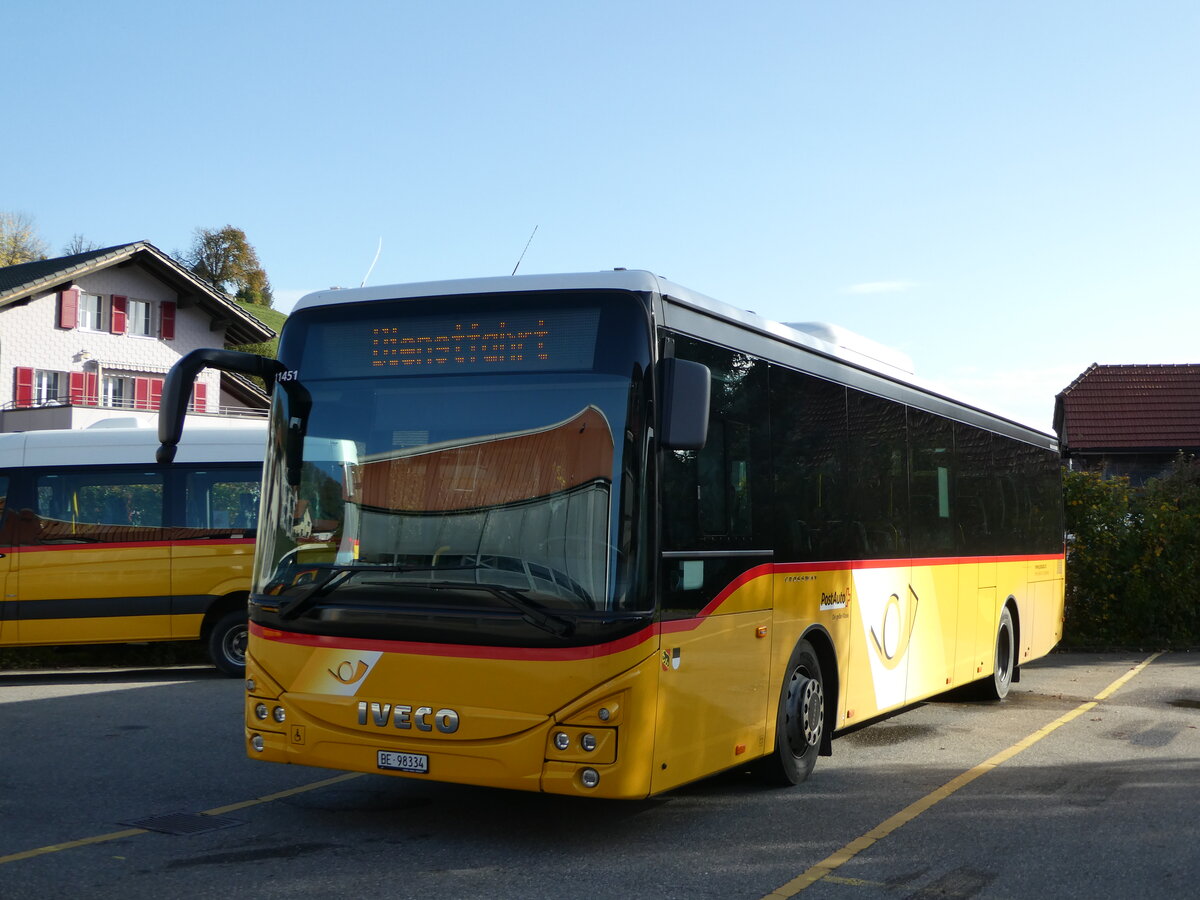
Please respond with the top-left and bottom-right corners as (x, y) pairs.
(769, 366), (850, 561)
(34, 469), (165, 544)
(847, 390), (908, 558)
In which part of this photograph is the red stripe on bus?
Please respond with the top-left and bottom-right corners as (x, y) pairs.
(13, 538), (256, 552)
(250, 620), (662, 662)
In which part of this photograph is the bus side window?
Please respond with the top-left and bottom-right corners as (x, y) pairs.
(660, 336), (770, 616)
(180, 467), (261, 536)
(35, 470), (164, 543)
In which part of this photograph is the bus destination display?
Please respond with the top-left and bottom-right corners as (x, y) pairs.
(314, 308), (601, 376)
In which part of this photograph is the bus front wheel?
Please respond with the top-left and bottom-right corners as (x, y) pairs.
(762, 639), (825, 785)
(207, 610), (248, 676)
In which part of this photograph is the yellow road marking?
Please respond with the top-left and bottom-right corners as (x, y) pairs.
(0, 772), (364, 866)
(763, 652), (1162, 898)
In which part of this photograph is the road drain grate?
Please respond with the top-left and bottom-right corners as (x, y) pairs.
(120, 813), (244, 835)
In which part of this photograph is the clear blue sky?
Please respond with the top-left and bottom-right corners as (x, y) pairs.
(7, 1), (1199, 431)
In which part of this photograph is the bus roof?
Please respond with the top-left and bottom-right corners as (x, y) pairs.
(0, 421), (266, 469)
(291, 270), (1054, 443)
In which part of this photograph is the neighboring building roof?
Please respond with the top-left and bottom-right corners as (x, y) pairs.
(1055, 364), (1200, 451)
(0, 241), (275, 345)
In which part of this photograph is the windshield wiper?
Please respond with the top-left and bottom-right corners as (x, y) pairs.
(422, 581), (577, 638)
(272, 565), (579, 637)
(275, 563), (418, 620)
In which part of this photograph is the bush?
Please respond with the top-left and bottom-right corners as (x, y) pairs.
(1064, 455), (1200, 649)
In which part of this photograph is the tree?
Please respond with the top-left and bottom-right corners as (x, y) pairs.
(0, 212), (50, 266)
(62, 234), (100, 255)
(176, 225), (274, 306)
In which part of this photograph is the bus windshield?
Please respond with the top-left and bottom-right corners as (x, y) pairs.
(252, 290), (653, 647)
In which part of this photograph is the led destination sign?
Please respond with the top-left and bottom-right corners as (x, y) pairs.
(313, 307), (602, 377)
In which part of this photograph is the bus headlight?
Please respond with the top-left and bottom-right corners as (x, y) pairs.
(580, 768), (600, 789)
(255, 703), (269, 720)
(272, 706), (287, 723)
(580, 733), (597, 752)
(553, 731), (571, 751)
(251, 734), (265, 752)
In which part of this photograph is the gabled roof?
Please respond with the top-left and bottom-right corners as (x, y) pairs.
(0, 241), (275, 345)
(1055, 364), (1200, 451)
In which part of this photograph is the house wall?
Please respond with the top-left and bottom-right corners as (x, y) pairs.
(0, 266), (226, 415)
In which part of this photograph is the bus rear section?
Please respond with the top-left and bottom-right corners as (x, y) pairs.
(0, 422), (266, 673)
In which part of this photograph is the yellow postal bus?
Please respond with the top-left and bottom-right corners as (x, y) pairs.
(0, 421), (265, 674)
(157, 271), (1064, 796)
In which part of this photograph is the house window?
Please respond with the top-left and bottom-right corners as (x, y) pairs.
(34, 370), (65, 406)
(103, 375), (135, 409)
(79, 293), (104, 331)
(127, 299), (153, 337)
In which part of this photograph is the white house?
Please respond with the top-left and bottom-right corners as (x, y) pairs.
(0, 241), (275, 432)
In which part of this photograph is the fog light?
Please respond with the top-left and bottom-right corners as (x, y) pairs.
(580, 768), (600, 789)
(580, 733), (597, 752)
(245, 678), (257, 692)
(553, 731), (570, 751)
(255, 703), (269, 720)
(251, 734), (265, 752)
(272, 706), (287, 723)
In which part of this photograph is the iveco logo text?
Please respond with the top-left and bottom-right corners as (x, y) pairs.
(357, 701), (460, 734)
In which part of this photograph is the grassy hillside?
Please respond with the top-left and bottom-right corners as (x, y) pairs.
(233, 299), (287, 359)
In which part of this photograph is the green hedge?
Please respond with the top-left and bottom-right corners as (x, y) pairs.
(1064, 456), (1200, 649)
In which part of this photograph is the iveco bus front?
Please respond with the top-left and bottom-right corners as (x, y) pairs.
(157, 272), (710, 798)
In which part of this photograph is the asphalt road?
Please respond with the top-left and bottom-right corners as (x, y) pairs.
(1, 652), (1197, 899)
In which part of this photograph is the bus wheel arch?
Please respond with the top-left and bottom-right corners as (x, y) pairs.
(202, 595), (249, 677)
(761, 631), (835, 785)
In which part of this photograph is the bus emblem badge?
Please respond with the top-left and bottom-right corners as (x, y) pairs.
(662, 648), (681, 671)
(329, 659), (370, 685)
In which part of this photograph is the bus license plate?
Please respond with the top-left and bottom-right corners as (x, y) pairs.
(377, 750), (429, 773)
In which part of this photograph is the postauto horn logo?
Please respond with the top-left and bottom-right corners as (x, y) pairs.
(869, 584), (919, 670)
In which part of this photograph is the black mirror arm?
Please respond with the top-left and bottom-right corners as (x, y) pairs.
(157, 349), (285, 463)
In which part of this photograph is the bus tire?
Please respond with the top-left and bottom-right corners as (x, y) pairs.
(207, 610), (248, 676)
(980, 606), (1015, 701)
(761, 638), (825, 785)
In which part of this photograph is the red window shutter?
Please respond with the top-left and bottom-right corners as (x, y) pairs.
(192, 381), (208, 412)
(85, 372), (99, 406)
(135, 377), (151, 410)
(69, 372), (86, 404)
(150, 377), (163, 411)
(111, 295), (127, 334)
(160, 301), (176, 340)
(14, 367), (34, 408)
(58, 289), (79, 329)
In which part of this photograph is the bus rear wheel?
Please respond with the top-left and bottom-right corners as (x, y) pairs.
(980, 606), (1015, 701)
(762, 639), (825, 785)
(207, 610), (248, 676)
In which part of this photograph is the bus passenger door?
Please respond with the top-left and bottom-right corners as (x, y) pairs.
(18, 469), (171, 645)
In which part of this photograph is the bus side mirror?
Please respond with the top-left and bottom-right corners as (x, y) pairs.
(658, 358), (711, 450)
(157, 348), (284, 463)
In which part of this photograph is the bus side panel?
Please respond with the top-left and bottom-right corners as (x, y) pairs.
(1021, 557), (1065, 662)
(650, 607), (773, 795)
(14, 545), (172, 644)
(169, 538), (255, 638)
(904, 561), (961, 703)
(770, 566), (854, 734)
(0, 544), (12, 645)
(840, 563), (913, 726)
